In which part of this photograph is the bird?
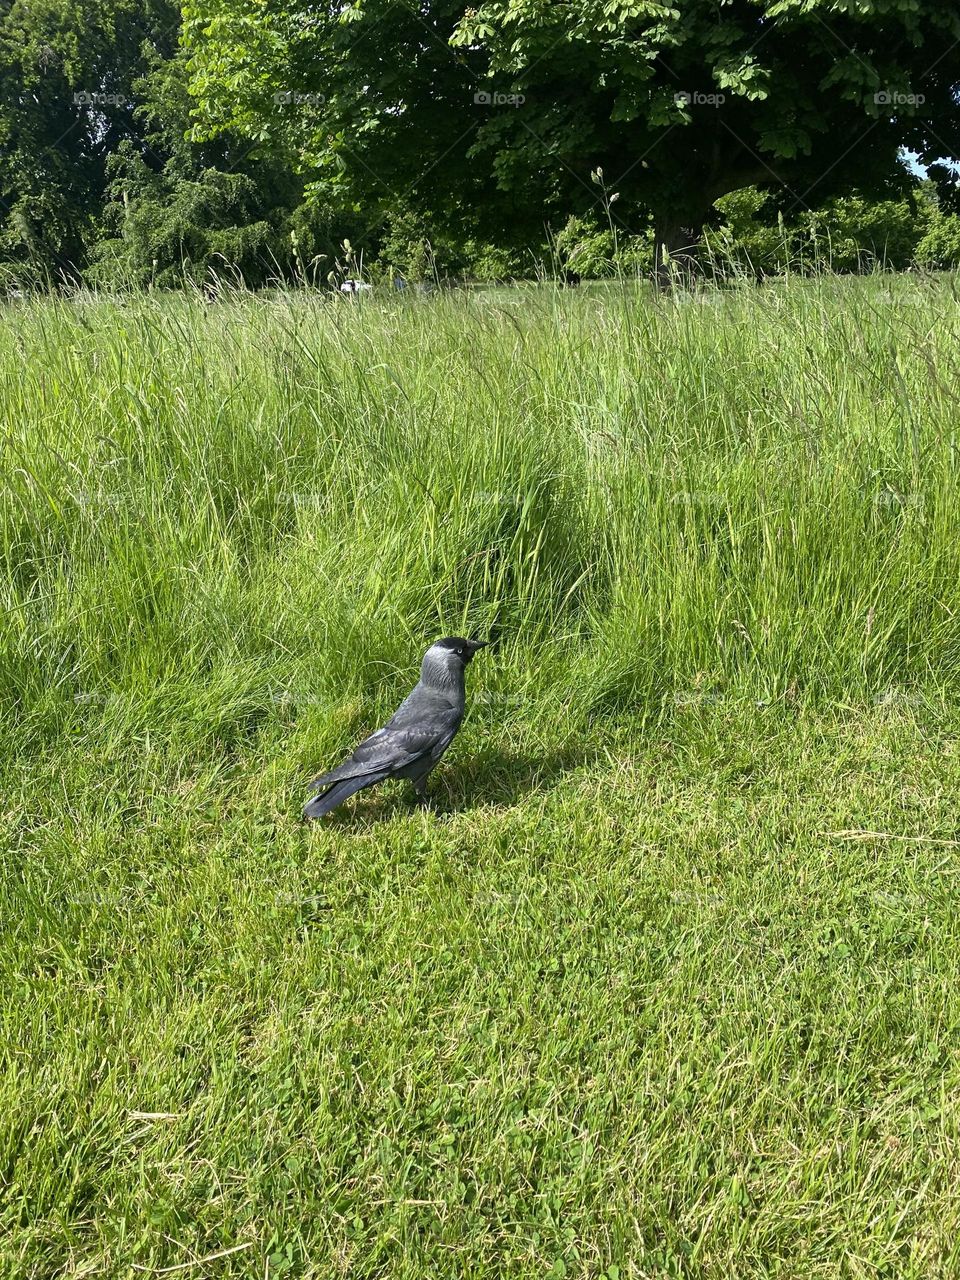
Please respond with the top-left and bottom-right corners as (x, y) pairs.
(302, 636), (487, 820)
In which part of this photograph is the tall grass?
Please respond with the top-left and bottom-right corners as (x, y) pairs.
(4, 275), (960, 743)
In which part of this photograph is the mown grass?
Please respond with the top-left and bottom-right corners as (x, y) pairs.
(2, 275), (960, 1278)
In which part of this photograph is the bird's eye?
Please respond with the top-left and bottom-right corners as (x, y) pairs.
(456, 647), (464, 655)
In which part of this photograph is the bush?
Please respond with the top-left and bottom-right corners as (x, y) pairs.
(460, 240), (527, 282)
(709, 187), (931, 277)
(87, 142), (341, 290)
(801, 194), (924, 272)
(710, 188), (793, 276)
(915, 210), (960, 269)
(551, 214), (652, 279)
(553, 215), (616, 278)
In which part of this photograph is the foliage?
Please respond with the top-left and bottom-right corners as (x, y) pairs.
(184, 0), (960, 261)
(802, 193), (924, 272)
(375, 212), (445, 283)
(711, 187), (930, 276)
(915, 205), (960, 269)
(0, 1), (958, 283)
(553, 215), (617, 278)
(0, 0), (179, 277)
(458, 239), (527, 281)
(90, 145), (276, 286)
(551, 213), (654, 278)
(710, 188), (794, 275)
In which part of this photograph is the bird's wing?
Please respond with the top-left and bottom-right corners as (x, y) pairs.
(306, 712), (459, 795)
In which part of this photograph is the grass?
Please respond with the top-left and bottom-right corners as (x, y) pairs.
(2, 274), (960, 1277)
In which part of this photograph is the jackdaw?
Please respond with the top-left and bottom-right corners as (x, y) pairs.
(302, 636), (487, 820)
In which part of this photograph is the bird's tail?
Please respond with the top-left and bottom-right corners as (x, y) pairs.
(302, 774), (376, 820)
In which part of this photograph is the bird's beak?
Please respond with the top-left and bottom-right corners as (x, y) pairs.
(467, 639), (488, 653)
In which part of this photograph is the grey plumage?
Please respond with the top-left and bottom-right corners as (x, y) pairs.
(303, 636), (487, 820)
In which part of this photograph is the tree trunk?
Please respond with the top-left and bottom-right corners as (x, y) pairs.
(654, 215), (706, 290)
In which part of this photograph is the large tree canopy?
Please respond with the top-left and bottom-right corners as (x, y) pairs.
(183, 0), (960, 275)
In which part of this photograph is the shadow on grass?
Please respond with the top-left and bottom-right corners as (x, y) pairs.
(302, 744), (588, 828)
(441, 743), (589, 811)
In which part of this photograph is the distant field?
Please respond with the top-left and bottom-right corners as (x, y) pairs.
(2, 277), (960, 1278)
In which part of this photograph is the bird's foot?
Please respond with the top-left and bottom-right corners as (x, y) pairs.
(412, 785), (433, 809)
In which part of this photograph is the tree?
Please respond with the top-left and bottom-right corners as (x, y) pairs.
(184, 0), (960, 283)
(90, 41), (332, 288)
(0, 0), (179, 278)
(182, 0), (556, 262)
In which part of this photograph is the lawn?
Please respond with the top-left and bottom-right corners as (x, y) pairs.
(2, 276), (960, 1278)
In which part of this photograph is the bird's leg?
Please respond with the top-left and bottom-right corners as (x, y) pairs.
(412, 778), (430, 807)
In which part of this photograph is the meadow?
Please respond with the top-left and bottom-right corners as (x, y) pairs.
(2, 275), (960, 1278)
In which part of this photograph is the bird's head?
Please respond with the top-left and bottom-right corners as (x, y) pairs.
(421, 636), (488, 686)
